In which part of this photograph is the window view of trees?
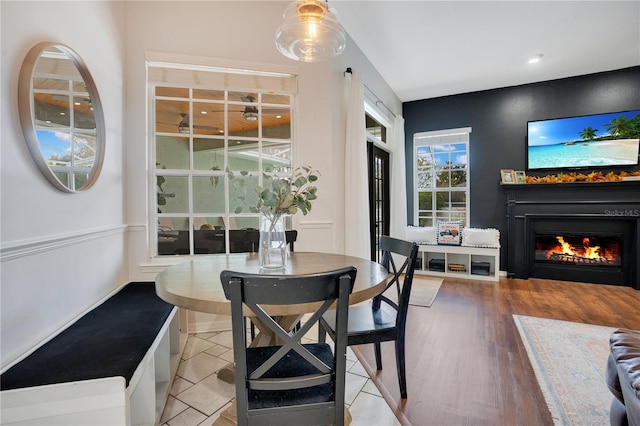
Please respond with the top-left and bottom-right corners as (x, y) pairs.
(415, 138), (468, 227)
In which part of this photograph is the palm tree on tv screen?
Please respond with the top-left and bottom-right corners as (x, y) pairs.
(579, 127), (598, 141)
(605, 115), (639, 139)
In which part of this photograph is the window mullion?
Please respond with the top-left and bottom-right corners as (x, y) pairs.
(152, 65), (295, 257)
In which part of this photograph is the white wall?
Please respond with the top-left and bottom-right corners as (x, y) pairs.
(1, 0), (402, 359)
(0, 1), (127, 369)
(125, 1), (401, 272)
(123, 1), (400, 332)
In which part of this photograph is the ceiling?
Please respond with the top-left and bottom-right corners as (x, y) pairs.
(332, 1), (640, 103)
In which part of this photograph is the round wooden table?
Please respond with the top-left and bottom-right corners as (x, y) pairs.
(155, 251), (391, 316)
(155, 252), (390, 426)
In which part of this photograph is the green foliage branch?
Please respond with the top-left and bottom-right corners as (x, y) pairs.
(228, 165), (320, 223)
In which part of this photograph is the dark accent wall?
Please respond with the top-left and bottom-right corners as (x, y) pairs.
(403, 66), (640, 269)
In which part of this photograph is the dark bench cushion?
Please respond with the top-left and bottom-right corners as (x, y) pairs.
(1, 282), (174, 390)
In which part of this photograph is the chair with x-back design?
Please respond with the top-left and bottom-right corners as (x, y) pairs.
(319, 235), (419, 399)
(221, 266), (356, 426)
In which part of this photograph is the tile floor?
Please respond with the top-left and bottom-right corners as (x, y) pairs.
(159, 328), (401, 426)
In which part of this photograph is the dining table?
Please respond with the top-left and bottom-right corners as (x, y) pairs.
(155, 251), (391, 425)
(155, 251), (391, 316)
(155, 251), (391, 364)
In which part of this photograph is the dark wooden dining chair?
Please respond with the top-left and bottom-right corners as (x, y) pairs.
(242, 228), (298, 253)
(220, 266), (357, 426)
(318, 235), (419, 399)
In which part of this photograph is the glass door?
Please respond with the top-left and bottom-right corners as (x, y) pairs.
(368, 141), (390, 262)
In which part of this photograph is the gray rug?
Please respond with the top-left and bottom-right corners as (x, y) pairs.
(513, 315), (616, 425)
(386, 277), (443, 307)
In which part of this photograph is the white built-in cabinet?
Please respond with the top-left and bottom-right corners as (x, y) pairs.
(416, 245), (500, 282)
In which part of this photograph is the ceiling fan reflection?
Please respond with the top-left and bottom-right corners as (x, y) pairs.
(177, 113), (219, 133)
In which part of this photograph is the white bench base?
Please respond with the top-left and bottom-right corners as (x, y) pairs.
(0, 307), (185, 426)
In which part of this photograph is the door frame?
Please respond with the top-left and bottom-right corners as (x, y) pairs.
(367, 140), (390, 262)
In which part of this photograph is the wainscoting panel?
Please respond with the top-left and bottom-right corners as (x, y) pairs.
(1, 227), (128, 369)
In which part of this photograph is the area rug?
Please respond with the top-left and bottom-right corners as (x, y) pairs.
(513, 315), (616, 426)
(409, 277), (443, 307)
(387, 277), (443, 307)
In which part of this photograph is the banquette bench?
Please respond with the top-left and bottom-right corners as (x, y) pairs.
(0, 282), (183, 425)
(405, 225), (501, 281)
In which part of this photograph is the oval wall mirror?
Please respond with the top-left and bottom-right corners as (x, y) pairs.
(18, 42), (105, 192)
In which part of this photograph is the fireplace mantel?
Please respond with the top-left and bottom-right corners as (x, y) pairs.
(501, 180), (640, 195)
(501, 181), (640, 288)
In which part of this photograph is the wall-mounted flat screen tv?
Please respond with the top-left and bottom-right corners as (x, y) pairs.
(527, 109), (640, 171)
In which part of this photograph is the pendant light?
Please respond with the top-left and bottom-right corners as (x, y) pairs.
(275, 0), (346, 62)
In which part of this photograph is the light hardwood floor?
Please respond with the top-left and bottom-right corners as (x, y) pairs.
(352, 276), (640, 425)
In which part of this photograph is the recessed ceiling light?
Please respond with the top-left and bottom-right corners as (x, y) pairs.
(276, 115), (282, 119)
(201, 111), (207, 114)
(528, 53), (544, 64)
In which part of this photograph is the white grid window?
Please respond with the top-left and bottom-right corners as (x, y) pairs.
(149, 62), (297, 256)
(414, 128), (471, 227)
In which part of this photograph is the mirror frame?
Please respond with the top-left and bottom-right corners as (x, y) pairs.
(18, 41), (105, 193)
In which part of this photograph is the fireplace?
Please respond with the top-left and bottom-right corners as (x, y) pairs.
(526, 215), (633, 286)
(535, 235), (621, 267)
(502, 181), (640, 289)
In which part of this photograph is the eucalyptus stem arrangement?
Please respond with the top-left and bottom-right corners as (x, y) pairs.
(228, 165), (320, 222)
(228, 165), (320, 268)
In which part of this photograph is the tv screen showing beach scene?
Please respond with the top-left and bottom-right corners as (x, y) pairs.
(527, 109), (640, 170)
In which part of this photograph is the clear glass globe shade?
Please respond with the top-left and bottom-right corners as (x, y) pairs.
(275, 0), (346, 62)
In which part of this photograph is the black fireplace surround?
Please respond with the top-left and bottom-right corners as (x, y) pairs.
(527, 215), (632, 286)
(503, 181), (640, 289)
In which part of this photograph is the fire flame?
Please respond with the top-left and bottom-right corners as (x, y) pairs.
(553, 236), (603, 260)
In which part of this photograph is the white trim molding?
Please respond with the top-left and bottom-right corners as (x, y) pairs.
(0, 225), (126, 262)
(298, 220), (333, 229)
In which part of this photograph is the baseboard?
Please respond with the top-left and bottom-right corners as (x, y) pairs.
(350, 346), (412, 426)
(187, 319), (232, 334)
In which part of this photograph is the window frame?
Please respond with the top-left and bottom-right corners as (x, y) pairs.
(413, 128), (471, 227)
(148, 62), (297, 257)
